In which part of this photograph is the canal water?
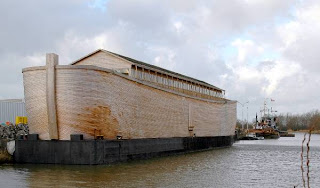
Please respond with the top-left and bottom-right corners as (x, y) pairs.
(0, 133), (319, 188)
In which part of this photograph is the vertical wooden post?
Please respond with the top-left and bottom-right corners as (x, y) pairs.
(188, 104), (194, 136)
(156, 73), (158, 84)
(46, 53), (59, 140)
(135, 65), (138, 79)
(182, 79), (184, 93)
(142, 68), (145, 80)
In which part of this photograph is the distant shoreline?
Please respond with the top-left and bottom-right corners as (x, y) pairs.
(291, 130), (320, 134)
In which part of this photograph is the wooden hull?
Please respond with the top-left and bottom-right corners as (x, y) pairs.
(279, 132), (295, 137)
(256, 132), (280, 139)
(23, 65), (237, 140)
(248, 129), (280, 139)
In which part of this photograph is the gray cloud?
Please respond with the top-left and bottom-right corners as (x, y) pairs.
(1, 0), (319, 121)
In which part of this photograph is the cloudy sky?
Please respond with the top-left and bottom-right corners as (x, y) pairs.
(1, 0), (319, 121)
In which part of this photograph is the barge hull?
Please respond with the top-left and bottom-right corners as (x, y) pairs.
(14, 136), (233, 165)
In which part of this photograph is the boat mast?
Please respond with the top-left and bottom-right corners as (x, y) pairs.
(263, 99), (266, 117)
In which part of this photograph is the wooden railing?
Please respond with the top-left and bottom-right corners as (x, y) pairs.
(130, 68), (225, 100)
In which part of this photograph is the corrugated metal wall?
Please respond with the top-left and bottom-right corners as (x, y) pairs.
(0, 100), (27, 123)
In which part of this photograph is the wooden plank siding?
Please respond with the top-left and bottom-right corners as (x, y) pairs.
(73, 51), (132, 70)
(23, 65), (236, 140)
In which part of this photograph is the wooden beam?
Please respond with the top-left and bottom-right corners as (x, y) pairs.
(135, 65), (138, 78)
(46, 53), (59, 140)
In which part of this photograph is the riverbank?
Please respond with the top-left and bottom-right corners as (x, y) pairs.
(0, 124), (28, 164)
(291, 130), (320, 134)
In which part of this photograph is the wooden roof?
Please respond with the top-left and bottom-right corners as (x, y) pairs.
(71, 49), (224, 91)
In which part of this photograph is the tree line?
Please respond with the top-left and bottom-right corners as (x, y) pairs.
(277, 110), (320, 131)
(236, 110), (320, 131)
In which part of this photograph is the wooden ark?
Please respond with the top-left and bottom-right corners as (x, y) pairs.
(22, 49), (237, 141)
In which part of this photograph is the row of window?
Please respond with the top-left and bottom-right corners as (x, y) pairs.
(130, 69), (224, 98)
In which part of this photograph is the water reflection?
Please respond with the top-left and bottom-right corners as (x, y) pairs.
(0, 133), (319, 187)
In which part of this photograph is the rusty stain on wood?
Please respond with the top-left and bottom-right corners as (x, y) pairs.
(78, 105), (119, 138)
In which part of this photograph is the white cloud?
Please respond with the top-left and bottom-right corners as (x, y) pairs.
(236, 67), (262, 82)
(25, 54), (46, 66)
(261, 61), (301, 95)
(173, 21), (183, 34)
(231, 39), (264, 63)
(149, 47), (177, 70)
(276, 4), (320, 72)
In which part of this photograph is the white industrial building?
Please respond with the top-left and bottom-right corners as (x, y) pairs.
(0, 99), (27, 124)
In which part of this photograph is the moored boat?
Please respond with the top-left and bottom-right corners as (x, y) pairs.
(247, 99), (280, 139)
(241, 132), (264, 140)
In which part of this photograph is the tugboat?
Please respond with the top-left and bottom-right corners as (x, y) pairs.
(247, 99), (280, 139)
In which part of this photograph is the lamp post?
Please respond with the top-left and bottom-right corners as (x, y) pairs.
(237, 101), (249, 130)
(247, 105), (249, 131)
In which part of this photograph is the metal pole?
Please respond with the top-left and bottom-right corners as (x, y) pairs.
(238, 101), (249, 130)
(238, 101), (244, 130)
(247, 106), (249, 131)
(242, 107), (244, 130)
(264, 100), (266, 117)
